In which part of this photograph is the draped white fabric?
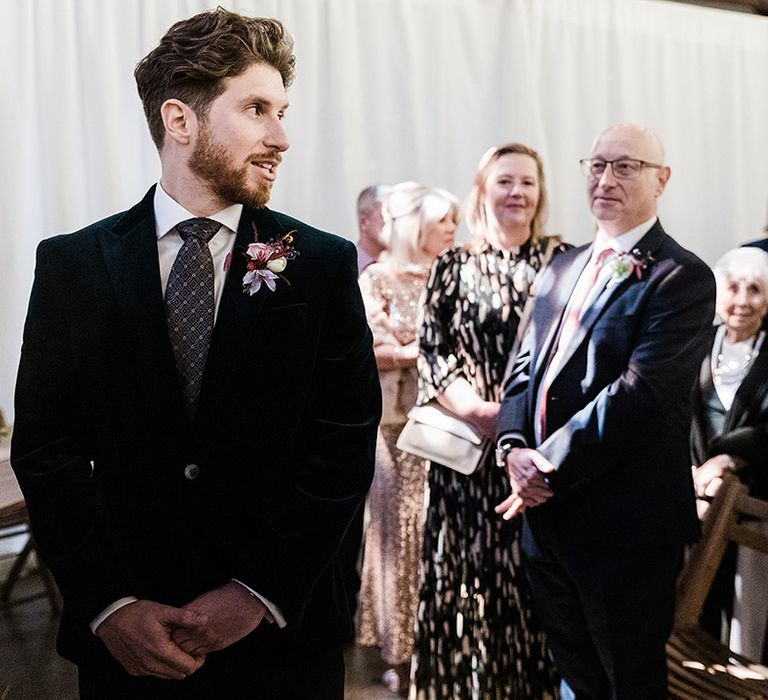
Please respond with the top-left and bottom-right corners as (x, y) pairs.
(2, 0), (768, 419)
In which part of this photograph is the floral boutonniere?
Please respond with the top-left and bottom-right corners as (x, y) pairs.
(608, 248), (655, 284)
(236, 223), (299, 295)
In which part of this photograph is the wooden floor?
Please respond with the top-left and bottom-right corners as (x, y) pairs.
(0, 572), (399, 700)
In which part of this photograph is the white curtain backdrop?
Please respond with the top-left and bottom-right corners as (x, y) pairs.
(2, 0), (768, 420)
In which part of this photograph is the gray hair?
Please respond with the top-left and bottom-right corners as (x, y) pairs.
(713, 247), (768, 298)
(357, 184), (391, 216)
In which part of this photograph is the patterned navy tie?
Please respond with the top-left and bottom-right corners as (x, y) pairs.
(165, 217), (220, 417)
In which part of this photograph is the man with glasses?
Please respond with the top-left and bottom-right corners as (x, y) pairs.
(496, 123), (715, 698)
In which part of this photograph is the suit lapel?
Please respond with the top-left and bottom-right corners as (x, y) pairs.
(699, 329), (717, 403)
(724, 335), (768, 432)
(195, 207), (291, 421)
(533, 246), (591, 386)
(545, 221), (668, 381)
(99, 187), (184, 415)
(554, 272), (630, 371)
(102, 195), (298, 426)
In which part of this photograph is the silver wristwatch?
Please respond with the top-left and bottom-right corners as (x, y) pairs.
(495, 440), (515, 469)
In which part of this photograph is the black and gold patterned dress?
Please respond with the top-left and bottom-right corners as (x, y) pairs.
(410, 239), (564, 700)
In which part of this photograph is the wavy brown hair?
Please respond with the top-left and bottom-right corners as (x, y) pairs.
(135, 8), (295, 148)
(465, 142), (549, 245)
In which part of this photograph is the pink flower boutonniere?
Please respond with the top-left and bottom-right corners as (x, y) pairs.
(608, 248), (655, 284)
(240, 225), (299, 295)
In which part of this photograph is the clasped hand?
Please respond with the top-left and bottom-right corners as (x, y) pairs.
(691, 454), (735, 500)
(495, 447), (555, 520)
(96, 582), (266, 680)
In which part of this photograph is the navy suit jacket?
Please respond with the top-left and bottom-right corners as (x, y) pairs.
(743, 238), (768, 252)
(498, 221), (715, 548)
(11, 186), (381, 663)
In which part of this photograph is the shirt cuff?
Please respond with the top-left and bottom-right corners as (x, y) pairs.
(496, 431), (527, 449)
(90, 596), (139, 634)
(231, 579), (287, 628)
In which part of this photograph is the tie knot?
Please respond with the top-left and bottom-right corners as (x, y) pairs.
(176, 218), (220, 243)
(594, 247), (614, 268)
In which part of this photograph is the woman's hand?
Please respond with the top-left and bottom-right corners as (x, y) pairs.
(466, 400), (500, 440)
(437, 379), (500, 439)
(393, 342), (419, 368)
(375, 341), (419, 370)
(692, 454), (736, 499)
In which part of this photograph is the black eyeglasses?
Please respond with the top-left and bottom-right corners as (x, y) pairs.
(580, 158), (663, 180)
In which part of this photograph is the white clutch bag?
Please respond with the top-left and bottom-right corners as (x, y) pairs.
(396, 400), (491, 475)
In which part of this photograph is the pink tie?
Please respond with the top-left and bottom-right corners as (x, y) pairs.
(536, 248), (612, 441)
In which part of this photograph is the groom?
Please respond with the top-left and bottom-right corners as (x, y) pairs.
(496, 124), (715, 698)
(11, 9), (380, 698)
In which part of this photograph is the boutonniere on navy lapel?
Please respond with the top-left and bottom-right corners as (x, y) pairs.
(607, 248), (655, 285)
(226, 223), (299, 295)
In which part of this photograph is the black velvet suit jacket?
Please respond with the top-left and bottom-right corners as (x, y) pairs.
(498, 221), (716, 548)
(690, 327), (768, 499)
(11, 187), (381, 663)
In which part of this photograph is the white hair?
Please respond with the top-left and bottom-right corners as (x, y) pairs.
(713, 247), (768, 298)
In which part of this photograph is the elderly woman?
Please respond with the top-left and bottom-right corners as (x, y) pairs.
(356, 182), (459, 694)
(410, 144), (568, 699)
(691, 246), (768, 662)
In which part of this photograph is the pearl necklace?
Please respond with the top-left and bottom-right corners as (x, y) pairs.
(713, 333), (758, 387)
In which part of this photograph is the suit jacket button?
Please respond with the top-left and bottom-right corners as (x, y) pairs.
(184, 463), (200, 480)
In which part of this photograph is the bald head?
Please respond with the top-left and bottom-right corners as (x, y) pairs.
(592, 123), (665, 164)
(587, 123), (671, 237)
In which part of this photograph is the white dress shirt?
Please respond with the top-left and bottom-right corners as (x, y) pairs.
(154, 183), (240, 322)
(355, 243), (377, 276)
(91, 184), (285, 632)
(581, 217), (657, 309)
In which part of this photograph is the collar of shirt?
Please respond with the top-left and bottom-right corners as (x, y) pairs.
(571, 214), (658, 318)
(153, 183), (243, 239)
(594, 215), (657, 257)
(153, 184), (243, 320)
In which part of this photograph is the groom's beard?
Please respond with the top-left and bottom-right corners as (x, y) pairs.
(189, 127), (275, 210)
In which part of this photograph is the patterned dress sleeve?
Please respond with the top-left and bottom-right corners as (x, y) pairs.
(359, 265), (398, 347)
(417, 249), (464, 403)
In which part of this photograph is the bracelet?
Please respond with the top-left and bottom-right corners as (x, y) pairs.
(392, 346), (400, 369)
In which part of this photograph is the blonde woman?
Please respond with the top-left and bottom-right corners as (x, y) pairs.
(357, 182), (459, 694)
(410, 144), (568, 699)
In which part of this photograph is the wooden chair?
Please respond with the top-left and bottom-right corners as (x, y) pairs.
(0, 448), (62, 613)
(667, 474), (768, 699)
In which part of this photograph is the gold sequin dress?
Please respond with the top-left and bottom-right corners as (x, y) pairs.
(357, 263), (428, 666)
